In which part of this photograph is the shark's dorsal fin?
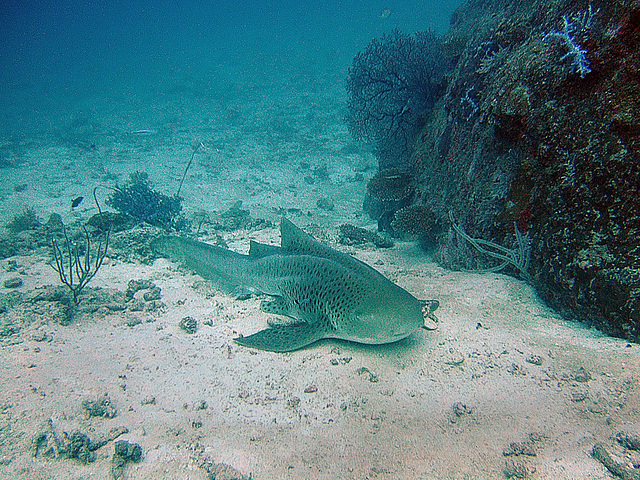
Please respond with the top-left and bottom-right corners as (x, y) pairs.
(281, 217), (355, 263)
(248, 240), (283, 258)
(279, 217), (387, 280)
(280, 217), (325, 254)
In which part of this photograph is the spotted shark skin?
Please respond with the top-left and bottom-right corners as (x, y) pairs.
(151, 218), (427, 352)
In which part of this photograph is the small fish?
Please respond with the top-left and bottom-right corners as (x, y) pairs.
(128, 129), (157, 135)
(152, 218), (435, 352)
(71, 196), (84, 209)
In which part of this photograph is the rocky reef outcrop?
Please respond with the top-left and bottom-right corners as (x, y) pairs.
(408, 0), (639, 340)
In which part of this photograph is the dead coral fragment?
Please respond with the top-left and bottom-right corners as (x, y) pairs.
(125, 279), (156, 300)
(114, 440), (142, 462)
(316, 196), (335, 211)
(338, 224), (393, 248)
(32, 419), (62, 459)
(617, 431), (640, 451)
(202, 461), (252, 480)
(112, 440), (143, 480)
(33, 419), (104, 464)
(82, 393), (117, 418)
(203, 201), (272, 233)
(3, 277), (22, 288)
(503, 458), (529, 479)
(63, 431), (98, 464)
(503, 441), (537, 457)
(592, 443), (640, 480)
(179, 316), (198, 334)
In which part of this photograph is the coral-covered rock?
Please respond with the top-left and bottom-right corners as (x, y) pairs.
(391, 204), (442, 249)
(363, 168), (415, 230)
(411, 0), (640, 340)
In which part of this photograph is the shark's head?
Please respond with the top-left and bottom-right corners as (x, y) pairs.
(347, 285), (424, 344)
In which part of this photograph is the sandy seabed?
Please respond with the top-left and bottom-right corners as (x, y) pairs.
(1, 222), (639, 479)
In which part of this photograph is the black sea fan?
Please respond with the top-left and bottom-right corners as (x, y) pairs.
(346, 29), (448, 170)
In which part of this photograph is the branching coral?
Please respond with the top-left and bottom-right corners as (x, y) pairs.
(545, 5), (598, 78)
(51, 225), (109, 305)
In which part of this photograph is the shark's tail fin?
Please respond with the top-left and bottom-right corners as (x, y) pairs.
(234, 323), (325, 352)
(152, 236), (251, 294)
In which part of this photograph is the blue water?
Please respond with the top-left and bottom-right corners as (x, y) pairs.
(0, 0), (463, 137)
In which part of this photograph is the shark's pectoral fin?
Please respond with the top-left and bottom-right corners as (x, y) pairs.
(233, 323), (325, 353)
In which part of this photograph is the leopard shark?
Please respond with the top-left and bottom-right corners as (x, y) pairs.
(151, 218), (433, 352)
